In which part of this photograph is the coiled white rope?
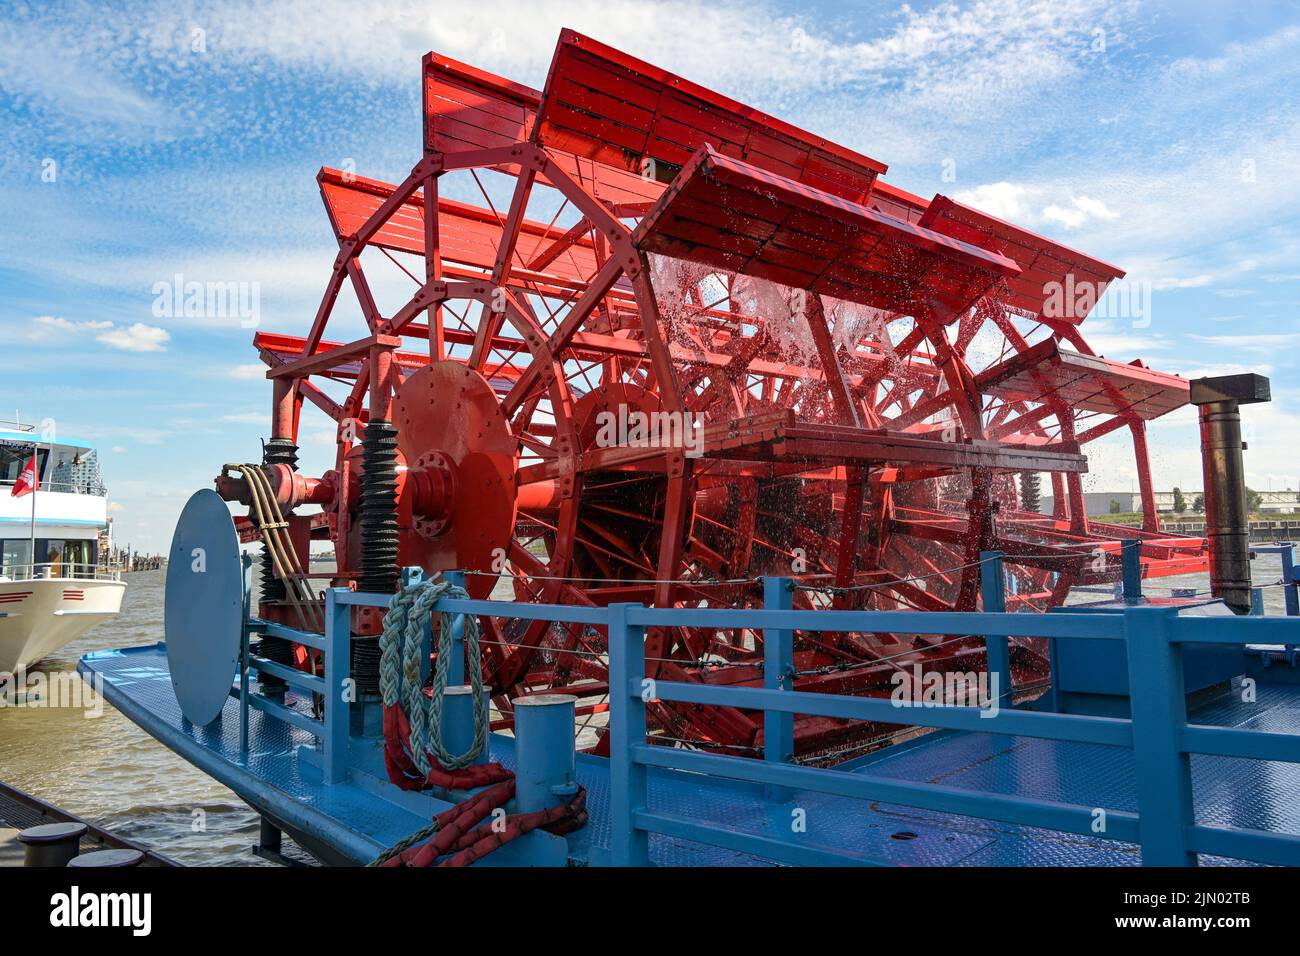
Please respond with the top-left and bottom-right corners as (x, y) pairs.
(379, 578), (486, 773)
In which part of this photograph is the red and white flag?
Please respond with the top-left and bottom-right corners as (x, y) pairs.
(10, 453), (39, 498)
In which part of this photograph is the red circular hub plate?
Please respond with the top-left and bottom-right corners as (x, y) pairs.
(393, 361), (518, 599)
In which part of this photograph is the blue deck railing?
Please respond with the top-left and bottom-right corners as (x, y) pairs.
(606, 599), (1300, 867)
(244, 547), (1300, 867)
(1253, 543), (1300, 617)
(238, 553), (353, 783)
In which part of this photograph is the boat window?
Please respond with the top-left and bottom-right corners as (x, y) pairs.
(0, 539), (32, 578)
(62, 540), (96, 578)
(49, 447), (105, 495)
(0, 444), (48, 487)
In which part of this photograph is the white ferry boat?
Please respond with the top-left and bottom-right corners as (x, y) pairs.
(0, 421), (125, 677)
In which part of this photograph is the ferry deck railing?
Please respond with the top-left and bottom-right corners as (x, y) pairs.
(247, 549), (1300, 867)
(0, 562), (122, 582)
(0, 479), (107, 495)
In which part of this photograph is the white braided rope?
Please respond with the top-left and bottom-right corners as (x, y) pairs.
(380, 578), (486, 773)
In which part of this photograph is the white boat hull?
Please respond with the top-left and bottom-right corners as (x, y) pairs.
(0, 578), (126, 675)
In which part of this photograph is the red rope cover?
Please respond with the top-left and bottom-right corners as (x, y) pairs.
(380, 701), (587, 867)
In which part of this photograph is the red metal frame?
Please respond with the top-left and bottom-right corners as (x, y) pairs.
(229, 29), (1208, 759)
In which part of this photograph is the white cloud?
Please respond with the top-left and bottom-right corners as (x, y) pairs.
(111, 446), (127, 453)
(0, 20), (177, 131)
(222, 412), (267, 424)
(305, 428), (339, 446)
(230, 363), (267, 379)
(1040, 195), (1117, 230)
(1189, 333), (1300, 354)
(955, 184), (1120, 233)
(28, 315), (113, 340)
(1149, 275), (1213, 291)
(952, 182), (1028, 220)
(1174, 362), (1274, 379)
(121, 0), (1124, 100)
(96, 323), (171, 352)
(1079, 332), (1172, 358)
(1165, 25), (1300, 82)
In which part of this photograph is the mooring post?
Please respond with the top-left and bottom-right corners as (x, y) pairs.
(445, 569), (467, 685)
(513, 694), (578, 813)
(979, 551), (1012, 709)
(607, 602), (649, 866)
(1121, 539), (1143, 604)
(1124, 606), (1196, 866)
(762, 576), (795, 803)
(441, 685), (490, 767)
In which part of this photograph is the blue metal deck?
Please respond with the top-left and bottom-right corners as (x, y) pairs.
(79, 642), (1300, 866)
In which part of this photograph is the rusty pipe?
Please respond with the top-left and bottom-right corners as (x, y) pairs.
(1198, 402), (1251, 611)
(1190, 373), (1270, 614)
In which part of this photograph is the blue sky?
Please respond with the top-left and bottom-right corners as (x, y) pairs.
(2, 0), (1298, 551)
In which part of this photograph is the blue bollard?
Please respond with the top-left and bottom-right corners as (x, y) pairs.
(441, 685), (489, 766)
(512, 694), (578, 814)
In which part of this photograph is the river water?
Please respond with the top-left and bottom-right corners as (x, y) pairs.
(0, 570), (268, 866)
(0, 556), (1292, 865)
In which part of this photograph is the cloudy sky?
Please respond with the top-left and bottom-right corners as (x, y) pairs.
(2, 0), (1298, 550)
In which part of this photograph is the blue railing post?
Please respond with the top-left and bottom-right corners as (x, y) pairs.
(1121, 540), (1143, 604)
(762, 576), (795, 802)
(1282, 544), (1299, 618)
(323, 587), (353, 784)
(445, 569), (467, 685)
(979, 551), (1012, 708)
(239, 553), (252, 754)
(607, 602), (650, 866)
(1123, 606), (1196, 866)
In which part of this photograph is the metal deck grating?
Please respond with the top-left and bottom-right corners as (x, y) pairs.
(81, 645), (1299, 865)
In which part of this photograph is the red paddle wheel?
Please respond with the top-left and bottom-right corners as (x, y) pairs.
(223, 30), (1208, 760)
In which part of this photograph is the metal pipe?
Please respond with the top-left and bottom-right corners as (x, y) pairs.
(1190, 374), (1271, 614)
(271, 377), (295, 440)
(1198, 401), (1251, 611)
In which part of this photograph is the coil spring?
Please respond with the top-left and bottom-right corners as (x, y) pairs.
(358, 420), (399, 596)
